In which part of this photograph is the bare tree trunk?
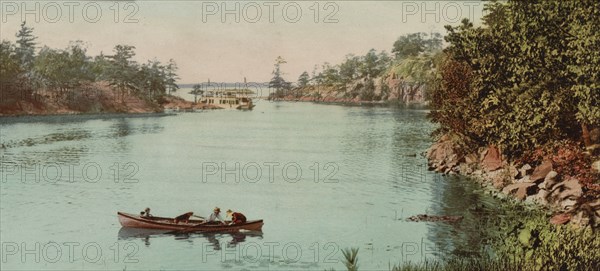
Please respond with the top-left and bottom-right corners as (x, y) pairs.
(582, 122), (591, 147)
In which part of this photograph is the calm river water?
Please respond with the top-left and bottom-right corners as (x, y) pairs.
(1, 101), (504, 270)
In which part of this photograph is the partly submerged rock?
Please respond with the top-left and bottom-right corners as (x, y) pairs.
(406, 214), (464, 223)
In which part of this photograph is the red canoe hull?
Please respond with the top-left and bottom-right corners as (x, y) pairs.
(117, 212), (263, 232)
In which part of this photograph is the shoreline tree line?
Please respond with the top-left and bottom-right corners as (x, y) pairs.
(1, 22), (179, 107)
(268, 32), (443, 102)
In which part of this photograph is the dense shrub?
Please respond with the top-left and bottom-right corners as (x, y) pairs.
(429, 1), (600, 157)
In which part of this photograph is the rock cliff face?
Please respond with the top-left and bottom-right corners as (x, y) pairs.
(382, 73), (427, 104)
(426, 136), (600, 228)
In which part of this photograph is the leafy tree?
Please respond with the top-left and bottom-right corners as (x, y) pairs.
(358, 49), (389, 79)
(392, 33), (425, 59)
(62, 41), (94, 88)
(0, 41), (22, 86)
(426, 32), (443, 52)
(311, 64), (324, 86)
(359, 49), (379, 78)
(321, 62), (341, 87)
(339, 54), (360, 84)
(297, 71), (309, 88)
(136, 60), (166, 99)
(33, 42), (93, 93)
(190, 83), (203, 103)
(106, 45), (138, 101)
(392, 32), (443, 59)
(90, 53), (111, 81)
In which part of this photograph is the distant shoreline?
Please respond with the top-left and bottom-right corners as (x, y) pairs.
(0, 82), (225, 118)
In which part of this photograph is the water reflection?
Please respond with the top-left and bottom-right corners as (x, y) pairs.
(427, 175), (502, 259)
(1, 129), (92, 149)
(112, 119), (132, 138)
(117, 227), (264, 249)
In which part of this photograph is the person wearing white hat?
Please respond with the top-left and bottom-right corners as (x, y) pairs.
(206, 207), (225, 224)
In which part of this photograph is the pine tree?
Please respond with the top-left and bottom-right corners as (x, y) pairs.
(269, 56), (290, 97)
(297, 71), (309, 88)
(15, 21), (37, 70)
(165, 59), (179, 94)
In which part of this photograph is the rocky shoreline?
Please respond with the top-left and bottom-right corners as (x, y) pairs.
(270, 95), (389, 106)
(0, 82), (222, 117)
(269, 73), (430, 106)
(426, 135), (600, 228)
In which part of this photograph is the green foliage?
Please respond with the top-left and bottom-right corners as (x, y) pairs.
(106, 44), (138, 93)
(15, 21), (37, 70)
(341, 248), (359, 271)
(334, 213), (599, 271)
(297, 71), (310, 88)
(429, 1), (600, 156)
(321, 62), (342, 87)
(301, 33), (440, 103)
(2, 25), (180, 108)
(34, 42), (94, 91)
(495, 213), (600, 271)
(388, 52), (442, 101)
(0, 41), (22, 85)
(392, 32), (442, 60)
(358, 49), (390, 79)
(136, 60), (167, 99)
(165, 59), (179, 94)
(359, 79), (376, 101)
(339, 54), (360, 84)
(269, 56), (291, 97)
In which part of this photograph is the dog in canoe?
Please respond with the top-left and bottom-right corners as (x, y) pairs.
(173, 212), (194, 224)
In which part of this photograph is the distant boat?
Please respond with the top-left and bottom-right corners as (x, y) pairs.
(199, 90), (255, 110)
(117, 212), (263, 232)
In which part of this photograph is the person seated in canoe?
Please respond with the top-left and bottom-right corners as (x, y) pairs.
(173, 212), (194, 224)
(226, 209), (247, 225)
(204, 207), (225, 225)
(140, 207), (152, 217)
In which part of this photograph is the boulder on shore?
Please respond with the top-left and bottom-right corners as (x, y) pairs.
(482, 145), (503, 171)
(503, 182), (538, 200)
(550, 213), (571, 225)
(530, 160), (553, 183)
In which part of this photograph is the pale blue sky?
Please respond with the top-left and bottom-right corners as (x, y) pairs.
(1, 1), (484, 83)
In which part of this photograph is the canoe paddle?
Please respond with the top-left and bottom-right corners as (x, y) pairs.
(192, 215), (205, 220)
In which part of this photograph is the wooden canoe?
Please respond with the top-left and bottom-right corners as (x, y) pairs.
(117, 212), (264, 232)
